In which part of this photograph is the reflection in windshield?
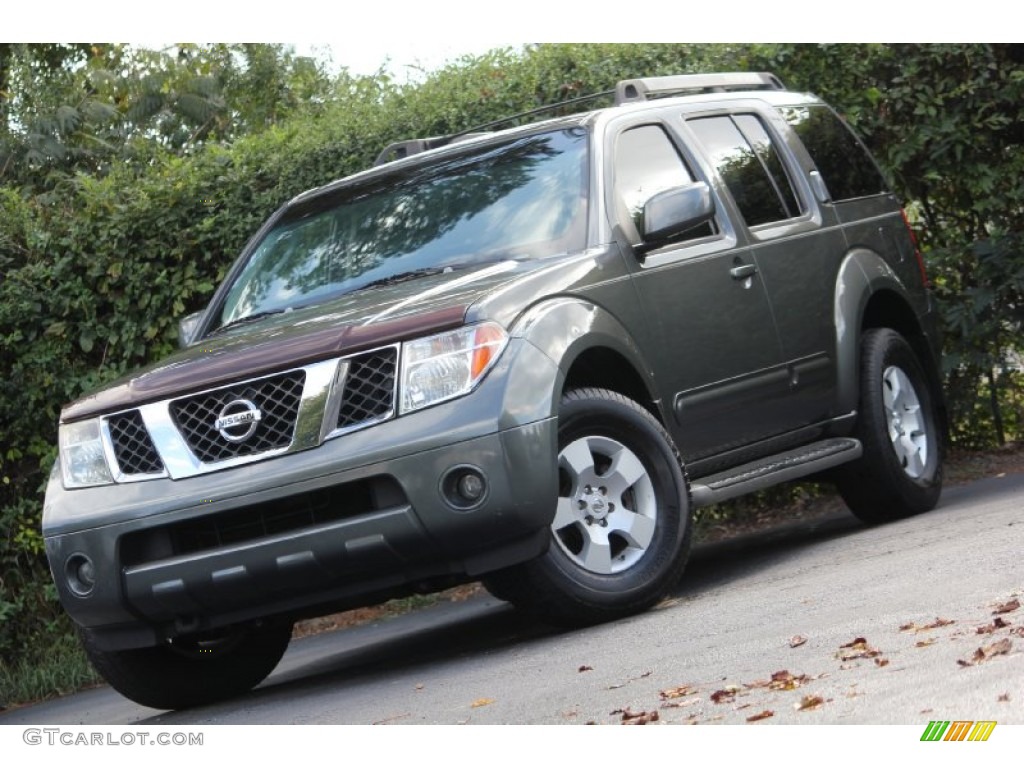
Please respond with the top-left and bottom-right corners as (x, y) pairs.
(219, 128), (589, 326)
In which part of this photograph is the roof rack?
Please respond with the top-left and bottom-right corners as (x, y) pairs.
(373, 72), (786, 166)
(373, 90), (614, 166)
(614, 72), (785, 104)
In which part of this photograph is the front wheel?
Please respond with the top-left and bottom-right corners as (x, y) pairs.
(837, 328), (943, 523)
(484, 388), (692, 626)
(78, 619), (293, 710)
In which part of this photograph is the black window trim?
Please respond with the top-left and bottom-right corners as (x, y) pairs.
(606, 116), (739, 269)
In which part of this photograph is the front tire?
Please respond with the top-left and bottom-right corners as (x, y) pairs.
(484, 388), (692, 626)
(78, 620), (293, 710)
(837, 328), (943, 523)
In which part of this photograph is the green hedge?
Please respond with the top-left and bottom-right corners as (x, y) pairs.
(1, 44), (1021, 704)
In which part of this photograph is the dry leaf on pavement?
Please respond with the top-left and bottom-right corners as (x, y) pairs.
(993, 599), (1020, 615)
(837, 637), (882, 661)
(958, 638), (1013, 667)
(660, 684), (698, 699)
(795, 695), (825, 711)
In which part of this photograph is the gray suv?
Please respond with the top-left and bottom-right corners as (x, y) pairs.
(43, 72), (945, 709)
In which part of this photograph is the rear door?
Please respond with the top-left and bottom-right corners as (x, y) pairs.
(682, 107), (845, 431)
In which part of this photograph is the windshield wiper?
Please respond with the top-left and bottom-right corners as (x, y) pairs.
(358, 267), (452, 291)
(212, 308), (288, 335)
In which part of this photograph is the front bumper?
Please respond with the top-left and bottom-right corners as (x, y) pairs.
(43, 340), (562, 650)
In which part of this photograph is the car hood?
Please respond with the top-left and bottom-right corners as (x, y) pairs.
(62, 260), (527, 422)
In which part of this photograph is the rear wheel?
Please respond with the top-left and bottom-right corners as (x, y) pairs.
(484, 388), (691, 626)
(78, 619), (293, 710)
(837, 328), (943, 523)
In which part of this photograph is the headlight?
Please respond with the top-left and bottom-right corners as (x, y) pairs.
(400, 322), (508, 413)
(59, 419), (114, 488)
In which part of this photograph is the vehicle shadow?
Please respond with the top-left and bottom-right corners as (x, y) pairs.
(142, 508), (874, 724)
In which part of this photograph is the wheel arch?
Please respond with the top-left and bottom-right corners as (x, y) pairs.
(834, 251), (942, 419)
(511, 298), (663, 424)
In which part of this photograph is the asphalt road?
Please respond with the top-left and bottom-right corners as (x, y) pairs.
(3, 471), (1022, 726)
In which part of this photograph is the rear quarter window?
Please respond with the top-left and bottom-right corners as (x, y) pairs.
(780, 105), (888, 201)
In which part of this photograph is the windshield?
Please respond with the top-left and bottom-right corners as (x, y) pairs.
(217, 128), (589, 328)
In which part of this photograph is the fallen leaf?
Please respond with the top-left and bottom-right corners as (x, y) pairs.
(578, 665), (593, 672)
(619, 708), (659, 725)
(993, 599), (1020, 615)
(746, 710), (774, 722)
(958, 638), (1013, 667)
(899, 617), (954, 633)
(920, 708), (934, 715)
(998, 693), (1010, 702)
(660, 684), (698, 699)
(789, 635), (808, 648)
(874, 657), (890, 667)
(768, 669), (809, 691)
(470, 698), (495, 708)
(977, 617), (1010, 634)
(837, 637), (882, 661)
(1012, 627), (1024, 637)
(710, 688), (739, 704)
(795, 695), (825, 711)
(915, 638), (936, 647)
(606, 671), (653, 690)
(983, 638), (1013, 657)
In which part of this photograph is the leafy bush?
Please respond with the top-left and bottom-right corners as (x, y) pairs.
(1, 43), (1021, 705)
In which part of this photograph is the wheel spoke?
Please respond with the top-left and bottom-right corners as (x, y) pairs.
(608, 508), (655, 550)
(883, 373), (899, 411)
(899, 434), (922, 476)
(604, 447), (646, 495)
(560, 438), (595, 483)
(552, 496), (579, 531)
(579, 530), (613, 574)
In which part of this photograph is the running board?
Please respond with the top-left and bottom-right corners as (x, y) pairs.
(689, 438), (862, 508)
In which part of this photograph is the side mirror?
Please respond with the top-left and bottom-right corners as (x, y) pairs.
(178, 311), (203, 349)
(640, 182), (715, 245)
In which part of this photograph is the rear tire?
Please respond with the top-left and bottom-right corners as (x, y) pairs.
(837, 328), (943, 523)
(78, 620), (293, 710)
(484, 388), (691, 626)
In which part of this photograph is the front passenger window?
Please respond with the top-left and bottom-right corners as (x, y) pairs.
(614, 124), (714, 243)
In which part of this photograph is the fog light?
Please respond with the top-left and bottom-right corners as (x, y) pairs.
(65, 553), (96, 596)
(440, 466), (488, 510)
(457, 472), (485, 502)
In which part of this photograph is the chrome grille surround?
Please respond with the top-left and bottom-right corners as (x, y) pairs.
(94, 345), (401, 482)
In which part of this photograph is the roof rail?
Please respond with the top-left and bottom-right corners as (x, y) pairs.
(615, 72), (785, 105)
(373, 90), (614, 167)
(374, 73), (786, 166)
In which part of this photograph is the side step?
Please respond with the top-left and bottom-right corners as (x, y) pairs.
(689, 438), (862, 508)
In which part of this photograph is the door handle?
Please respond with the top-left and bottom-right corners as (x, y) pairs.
(730, 263), (758, 280)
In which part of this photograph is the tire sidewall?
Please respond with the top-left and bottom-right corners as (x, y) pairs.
(860, 329), (943, 505)
(536, 389), (690, 608)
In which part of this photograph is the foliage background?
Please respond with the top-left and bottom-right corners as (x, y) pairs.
(1, 43), (1021, 705)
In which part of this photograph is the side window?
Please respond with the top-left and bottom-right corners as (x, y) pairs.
(780, 105), (888, 201)
(688, 114), (803, 227)
(614, 124), (713, 243)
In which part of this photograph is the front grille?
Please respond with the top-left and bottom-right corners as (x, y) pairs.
(107, 410), (164, 475)
(337, 348), (397, 429)
(170, 371), (305, 463)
